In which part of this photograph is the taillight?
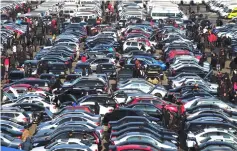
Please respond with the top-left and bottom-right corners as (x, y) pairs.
(65, 61), (69, 64)
(100, 129), (104, 133)
(116, 104), (119, 108)
(23, 118), (28, 122)
(104, 86), (108, 91)
(6, 80), (9, 83)
(181, 105), (185, 114)
(93, 133), (99, 144)
(17, 136), (22, 139)
(112, 130), (116, 132)
(111, 136), (116, 139)
(111, 141), (115, 145)
(109, 109), (113, 112)
(18, 144), (22, 149)
(96, 122), (100, 126)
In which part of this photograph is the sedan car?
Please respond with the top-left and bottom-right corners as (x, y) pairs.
(117, 78), (167, 98)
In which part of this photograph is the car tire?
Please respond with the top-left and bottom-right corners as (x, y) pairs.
(154, 93), (162, 98)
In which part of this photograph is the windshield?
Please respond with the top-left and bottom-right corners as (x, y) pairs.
(9, 72), (24, 79)
(86, 59), (95, 63)
(40, 75), (54, 80)
(49, 65), (65, 70)
(75, 65), (90, 69)
(101, 65), (115, 70)
(152, 13), (176, 17)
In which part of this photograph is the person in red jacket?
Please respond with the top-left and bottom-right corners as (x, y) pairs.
(3, 55), (10, 80)
(81, 55), (87, 62)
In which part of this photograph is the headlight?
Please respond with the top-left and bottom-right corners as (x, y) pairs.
(49, 72), (53, 74)
(61, 72), (64, 74)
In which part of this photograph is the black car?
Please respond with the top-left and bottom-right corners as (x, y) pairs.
(8, 70), (25, 83)
(102, 108), (161, 126)
(62, 77), (109, 94)
(48, 62), (67, 78)
(39, 73), (56, 86)
(32, 128), (100, 148)
(125, 103), (163, 118)
(64, 74), (81, 83)
(96, 63), (117, 79)
(74, 62), (92, 76)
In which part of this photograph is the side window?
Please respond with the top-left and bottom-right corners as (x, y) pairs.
(58, 118), (71, 125)
(132, 105), (146, 110)
(126, 42), (131, 45)
(32, 101), (44, 106)
(152, 100), (162, 105)
(130, 83), (140, 88)
(139, 100), (152, 104)
(2, 113), (14, 118)
(146, 105), (158, 112)
(93, 59), (101, 64)
(101, 59), (109, 63)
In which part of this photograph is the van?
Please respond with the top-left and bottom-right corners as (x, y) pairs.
(227, 5), (237, 19)
(62, 7), (77, 17)
(151, 7), (187, 20)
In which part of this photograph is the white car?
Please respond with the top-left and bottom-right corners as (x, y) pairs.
(118, 78), (167, 98)
(171, 56), (210, 68)
(37, 115), (99, 131)
(171, 77), (218, 89)
(111, 133), (177, 150)
(2, 97), (58, 113)
(31, 138), (98, 151)
(79, 102), (114, 115)
(184, 98), (237, 112)
(80, 58), (114, 71)
(186, 128), (237, 148)
(123, 40), (142, 51)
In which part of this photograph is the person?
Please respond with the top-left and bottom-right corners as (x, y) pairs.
(3, 54), (10, 81)
(81, 55), (87, 62)
(219, 49), (226, 70)
(22, 124), (30, 142)
(12, 43), (17, 58)
(22, 137), (32, 151)
(27, 63), (32, 77)
(197, 3), (200, 13)
(72, 101), (77, 107)
(211, 52), (217, 70)
(147, 77), (159, 85)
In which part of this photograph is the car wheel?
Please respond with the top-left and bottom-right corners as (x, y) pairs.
(155, 93), (162, 98)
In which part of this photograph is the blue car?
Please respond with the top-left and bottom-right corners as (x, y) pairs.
(127, 55), (166, 70)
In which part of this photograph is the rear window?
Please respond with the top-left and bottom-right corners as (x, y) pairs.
(49, 65), (66, 70)
(9, 72), (24, 79)
(24, 80), (49, 87)
(77, 80), (105, 87)
(65, 75), (80, 81)
(101, 65), (115, 70)
(40, 75), (55, 80)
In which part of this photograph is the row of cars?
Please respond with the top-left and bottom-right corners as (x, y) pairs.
(206, 0), (237, 19)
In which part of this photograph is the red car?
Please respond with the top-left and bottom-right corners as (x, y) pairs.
(59, 106), (94, 114)
(128, 96), (185, 114)
(166, 50), (194, 63)
(110, 145), (156, 151)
